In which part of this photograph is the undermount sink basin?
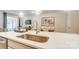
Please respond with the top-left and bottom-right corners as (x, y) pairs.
(17, 34), (49, 43)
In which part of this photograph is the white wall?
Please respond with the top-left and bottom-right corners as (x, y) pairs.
(21, 16), (32, 27)
(0, 11), (3, 30)
(31, 12), (67, 32)
(31, 11), (79, 34)
(66, 11), (79, 34)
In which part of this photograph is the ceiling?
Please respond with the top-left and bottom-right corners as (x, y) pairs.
(4, 10), (34, 16)
(2, 10), (79, 16)
(3, 10), (63, 16)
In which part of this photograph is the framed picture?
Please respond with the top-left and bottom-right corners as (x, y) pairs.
(41, 16), (55, 32)
(41, 16), (55, 26)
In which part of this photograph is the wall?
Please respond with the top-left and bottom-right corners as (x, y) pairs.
(21, 16), (33, 27)
(0, 11), (3, 31)
(66, 11), (79, 34)
(31, 12), (67, 32)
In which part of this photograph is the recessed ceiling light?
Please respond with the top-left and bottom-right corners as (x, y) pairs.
(19, 12), (24, 17)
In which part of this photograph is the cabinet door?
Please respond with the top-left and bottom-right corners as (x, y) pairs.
(8, 40), (36, 49)
(0, 36), (8, 49)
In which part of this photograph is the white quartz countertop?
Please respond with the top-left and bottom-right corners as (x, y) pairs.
(0, 31), (79, 49)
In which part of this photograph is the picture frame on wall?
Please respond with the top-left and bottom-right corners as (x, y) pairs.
(41, 16), (55, 32)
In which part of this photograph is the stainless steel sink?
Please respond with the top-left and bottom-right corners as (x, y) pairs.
(17, 34), (49, 43)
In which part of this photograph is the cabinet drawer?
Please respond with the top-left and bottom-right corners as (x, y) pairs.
(8, 40), (36, 49)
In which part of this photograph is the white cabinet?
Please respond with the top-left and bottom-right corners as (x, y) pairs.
(8, 40), (36, 49)
(0, 36), (8, 49)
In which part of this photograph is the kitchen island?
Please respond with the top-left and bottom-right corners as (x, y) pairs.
(0, 31), (79, 49)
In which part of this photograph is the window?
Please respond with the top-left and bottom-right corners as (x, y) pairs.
(7, 16), (19, 31)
